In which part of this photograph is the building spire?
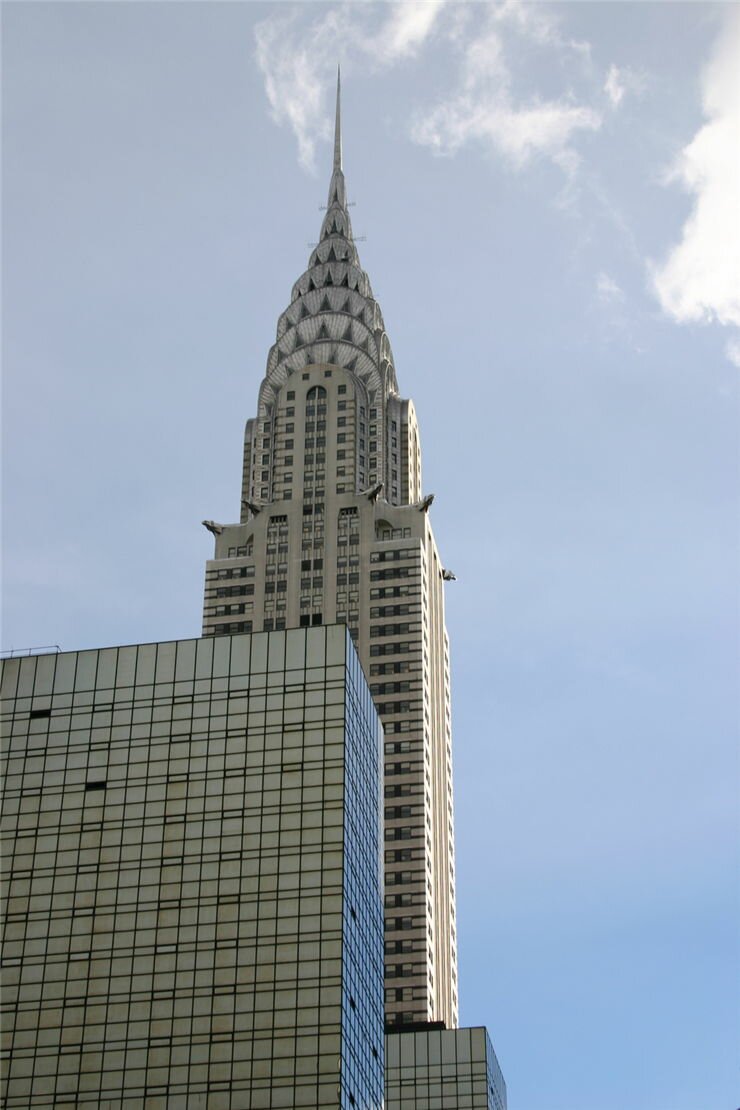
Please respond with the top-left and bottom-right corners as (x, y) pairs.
(319, 64), (350, 236)
(333, 65), (342, 172)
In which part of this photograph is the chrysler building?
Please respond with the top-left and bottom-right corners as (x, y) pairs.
(202, 75), (458, 1031)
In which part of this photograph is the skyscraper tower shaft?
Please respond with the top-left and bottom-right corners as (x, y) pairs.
(202, 73), (458, 1030)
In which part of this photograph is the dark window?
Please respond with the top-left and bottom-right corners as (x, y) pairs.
(385, 806), (413, 819)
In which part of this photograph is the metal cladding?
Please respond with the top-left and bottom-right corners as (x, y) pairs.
(259, 73), (399, 416)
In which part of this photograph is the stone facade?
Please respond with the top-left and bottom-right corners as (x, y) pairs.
(202, 73), (458, 1033)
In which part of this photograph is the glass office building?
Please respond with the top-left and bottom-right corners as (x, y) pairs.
(385, 1027), (507, 1110)
(0, 627), (384, 1109)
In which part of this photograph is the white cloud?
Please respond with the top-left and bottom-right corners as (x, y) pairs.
(651, 8), (740, 342)
(488, 0), (560, 46)
(411, 15), (600, 172)
(254, 10), (335, 173)
(254, 2), (601, 177)
(381, 0), (446, 61)
(725, 337), (740, 369)
(597, 272), (624, 303)
(489, 1), (593, 67)
(604, 64), (625, 107)
(253, 2), (447, 173)
(604, 64), (646, 109)
(413, 95), (600, 171)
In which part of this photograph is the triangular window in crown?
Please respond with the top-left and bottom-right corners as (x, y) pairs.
(346, 356), (357, 372)
(320, 295), (331, 312)
(341, 296), (351, 313)
(299, 301), (310, 320)
(341, 272), (350, 288)
(318, 322), (330, 340)
(327, 245), (337, 262)
(343, 322), (353, 342)
(325, 268), (334, 287)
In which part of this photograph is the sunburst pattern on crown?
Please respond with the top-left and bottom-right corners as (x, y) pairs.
(257, 70), (398, 415)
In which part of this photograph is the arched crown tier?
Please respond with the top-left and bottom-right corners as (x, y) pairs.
(256, 69), (399, 407)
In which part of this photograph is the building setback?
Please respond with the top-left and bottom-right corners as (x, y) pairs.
(385, 1027), (507, 1110)
(0, 628), (384, 1108)
(202, 72), (458, 1033)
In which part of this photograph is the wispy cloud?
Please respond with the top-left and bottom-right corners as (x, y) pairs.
(725, 338), (740, 370)
(487, 0), (560, 45)
(254, 1), (600, 177)
(254, 6), (353, 173)
(604, 65), (625, 108)
(604, 64), (647, 109)
(254, 2), (448, 173)
(650, 8), (740, 363)
(381, 0), (446, 61)
(597, 272), (624, 304)
(410, 12), (600, 172)
(413, 93), (600, 172)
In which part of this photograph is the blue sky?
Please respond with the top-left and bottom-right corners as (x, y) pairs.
(2, 3), (738, 1108)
